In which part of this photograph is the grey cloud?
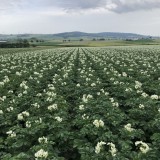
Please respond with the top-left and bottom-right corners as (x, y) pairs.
(1, 0), (160, 14)
(41, 0), (107, 10)
(41, 0), (160, 13)
(109, 0), (160, 13)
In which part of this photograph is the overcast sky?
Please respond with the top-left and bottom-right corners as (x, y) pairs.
(0, 0), (160, 36)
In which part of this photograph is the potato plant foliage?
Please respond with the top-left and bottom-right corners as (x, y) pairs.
(0, 46), (160, 160)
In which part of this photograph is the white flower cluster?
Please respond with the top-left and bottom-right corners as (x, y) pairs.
(48, 84), (55, 90)
(48, 104), (58, 111)
(139, 104), (145, 109)
(17, 111), (30, 120)
(76, 83), (80, 87)
(20, 81), (29, 90)
(107, 142), (117, 157)
(0, 76), (10, 87)
(82, 94), (93, 103)
(135, 141), (150, 153)
(109, 98), (119, 107)
(32, 103), (40, 108)
(0, 82), (5, 87)
(38, 136), (48, 144)
(35, 149), (48, 159)
(26, 121), (31, 128)
(0, 110), (3, 114)
(0, 96), (6, 101)
(141, 92), (148, 98)
(93, 119), (104, 128)
(79, 104), (85, 110)
(125, 88), (133, 92)
(151, 95), (159, 100)
(95, 141), (106, 154)
(6, 130), (16, 138)
(122, 72), (127, 77)
(124, 123), (134, 132)
(91, 83), (96, 87)
(46, 91), (57, 102)
(7, 107), (14, 112)
(82, 114), (89, 120)
(16, 71), (22, 76)
(55, 116), (63, 122)
(35, 118), (42, 124)
(3, 76), (10, 83)
(135, 81), (142, 89)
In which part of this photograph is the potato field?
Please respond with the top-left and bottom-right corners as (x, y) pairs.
(0, 46), (160, 160)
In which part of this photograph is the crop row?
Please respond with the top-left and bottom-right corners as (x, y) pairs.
(0, 46), (160, 160)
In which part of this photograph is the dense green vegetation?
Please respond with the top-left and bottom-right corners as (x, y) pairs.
(0, 46), (160, 159)
(0, 40), (30, 48)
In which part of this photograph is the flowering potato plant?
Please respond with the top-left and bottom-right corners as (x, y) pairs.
(0, 46), (160, 159)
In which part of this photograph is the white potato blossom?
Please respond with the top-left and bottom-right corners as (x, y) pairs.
(6, 130), (16, 138)
(35, 149), (48, 159)
(7, 107), (14, 112)
(20, 81), (29, 90)
(93, 119), (104, 128)
(35, 118), (42, 124)
(18, 93), (23, 97)
(32, 103), (40, 108)
(124, 123), (134, 132)
(0, 96), (6, 101)
(107, 142), (117, 157)
(139, 104), (145, 109)
(8, 90), (13, 94)
(97, 92), (101, 95)
(125, 88), (133, 92)
(91, 83), (96, 87)
(16, 71), (22, 76)
(4, 76), (10, 83)
(0, 110), (3, 114)
(135, 81), (142, 89)
(38, 137), (48, 144)
(112, 102), (119, 107)
(36, 93), (42, 97)
(17, 114), (24, 120)
(82, 114), (89, 120)
(79, 105), (85, 110)
(82, 94), (93, 103)
(55, 116), (63, 122)
(95, 141), (106, 154)
(135, 141), (150, 153)
(23, 90), (28, 94)
(105, 92), (109, 96)
(141, 92), (148, 98)
(48, 104), (58, 111)
(26, 121), (31, 128)
(76, 83), (80, 87)
(151, 95), (159, 100)
(122, 72), (127, 77)
(17, 111), (30, 120)
(0, 82), (5, 86)
(109, 98), (114, 103)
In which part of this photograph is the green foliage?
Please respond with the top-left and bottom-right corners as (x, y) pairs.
(0, 46), (160, 159)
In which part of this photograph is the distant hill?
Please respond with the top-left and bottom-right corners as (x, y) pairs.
(0, 31), (151, 40)
(52, 31), (149, 39)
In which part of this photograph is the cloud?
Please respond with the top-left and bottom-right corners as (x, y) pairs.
(39, 0), (160, 13)
(107, 0), (160, 13)
(1, 0), (160, 15)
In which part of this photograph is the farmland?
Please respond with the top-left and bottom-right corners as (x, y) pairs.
(0, 46), (160, 160)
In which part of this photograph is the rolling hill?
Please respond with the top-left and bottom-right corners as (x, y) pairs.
(0, 31), (151, 40)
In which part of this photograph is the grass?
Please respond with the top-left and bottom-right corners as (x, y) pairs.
(33, 39), (160, 48)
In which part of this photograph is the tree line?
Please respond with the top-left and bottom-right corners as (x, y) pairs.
(0, 40), (30, 48)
